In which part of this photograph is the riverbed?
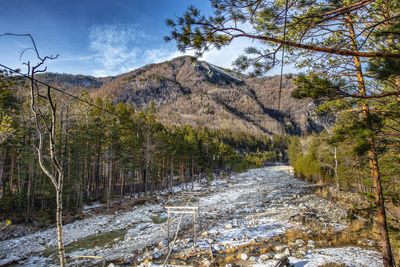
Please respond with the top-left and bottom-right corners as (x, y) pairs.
(0, 166), (383, 266)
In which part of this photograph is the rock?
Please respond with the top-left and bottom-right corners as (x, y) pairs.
(275, 256), (289, 267)
(200, 231), (209, 238)
(275, 245), (285, 252)
(284, 248), (291, 256)
(128, 228), (139, 234)
(108, 263), (115, 267)
(260, 254), (270, 261)
(203, 259), (211, 266)
(249, 256), (256, 262)
(213, 244), (222, 251)
(158, 240), (168, 249)
(124, 234), (131, 242)
(0, 255), (20, 266)
(225, 223), (233, 229)
(307, 240), (315, 248)
(296, 250), (307, 257)
(240, 253), (248, 260)
(274, 253), (285, 260)
(143, 251), (151, 259)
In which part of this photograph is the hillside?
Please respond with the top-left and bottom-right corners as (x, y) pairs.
(40, 56), (332, 135)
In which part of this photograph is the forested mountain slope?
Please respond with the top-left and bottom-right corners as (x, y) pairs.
(39, 56), (332, 135)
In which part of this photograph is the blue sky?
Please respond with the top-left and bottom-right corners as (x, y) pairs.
(1, 0), (287, 77)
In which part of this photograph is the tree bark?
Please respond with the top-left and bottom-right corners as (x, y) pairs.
(56, 185), (66, 266)
(346, 14), (394, 267)
(29, 72), (66, 267)
(120, 169), (124, 197)
(107, 145), (113, 209)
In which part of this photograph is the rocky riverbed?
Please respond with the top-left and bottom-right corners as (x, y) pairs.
(0, 166), (384, 266)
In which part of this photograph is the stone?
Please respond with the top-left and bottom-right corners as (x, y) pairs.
(200, 231), (209, 238)
(128, 228), (139, 234)
(213, 244), (222, 251)
(107, 264), (115, 267)
(284, 248), (291, 256)
(124, 235), (131, 242)
(158, 240), (168, 249)
(249, 256), (256, 262)
(203, 259), (211, 266)
(143, 251), (151, 259)
(307, 240), (315, 248)
(260, 254), (270, 261)
(240, 253), (248, 260)
(274, 253), (285, 260)
(275, 256), (289, 267)
(225, 223), (233, 229)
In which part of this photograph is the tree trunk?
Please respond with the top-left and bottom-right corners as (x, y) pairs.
(107, 145), (113, 209)
(180, 159), (184, 191)
(56, 187), (66, 267)
(9, 154), (15, 193)
(334, 147), (339, 191)
(192, 156), (195, 190)
(29, 75), (67, 267)
(170, 156), (174, 190)
(120, 169), (124, 197)
(346, 14), (394, 267)
(145, 133), (150, 195)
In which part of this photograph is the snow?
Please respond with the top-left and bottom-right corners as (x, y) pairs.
(288, 247), (382, 267)
(82, 202), (104, 214)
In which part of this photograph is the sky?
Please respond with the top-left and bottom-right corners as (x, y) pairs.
(0, 0), (288, 77)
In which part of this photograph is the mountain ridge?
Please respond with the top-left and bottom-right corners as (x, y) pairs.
(38, 56), (332, 135)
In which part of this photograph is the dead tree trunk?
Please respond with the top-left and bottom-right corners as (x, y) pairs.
(29, 66), (66, 267)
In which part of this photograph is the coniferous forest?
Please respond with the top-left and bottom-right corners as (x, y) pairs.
(0, 69), (288, 219)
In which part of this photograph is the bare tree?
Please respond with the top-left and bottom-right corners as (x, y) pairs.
(1, 33), (66, 267)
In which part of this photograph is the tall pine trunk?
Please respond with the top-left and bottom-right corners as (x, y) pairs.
(346, 14), (394, 267)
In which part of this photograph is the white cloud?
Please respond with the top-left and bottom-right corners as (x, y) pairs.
(89, 24), (141, 76)
(87, 23), (294, 77)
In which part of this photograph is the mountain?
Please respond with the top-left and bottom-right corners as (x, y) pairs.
(40, 56), (332, 135)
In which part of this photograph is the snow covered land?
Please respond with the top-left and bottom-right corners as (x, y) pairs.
(0, 166), (383, 266)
